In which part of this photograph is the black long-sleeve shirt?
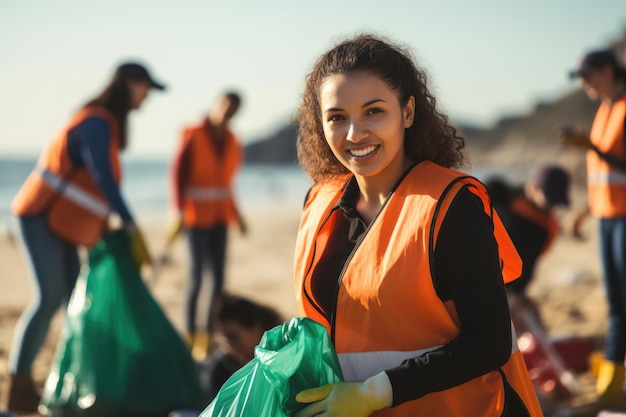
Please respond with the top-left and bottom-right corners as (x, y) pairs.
(310, 177), (511, 407)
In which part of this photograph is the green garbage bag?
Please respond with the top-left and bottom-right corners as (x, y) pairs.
(39, 230), (204, 417)
(200, 317), (343, 417)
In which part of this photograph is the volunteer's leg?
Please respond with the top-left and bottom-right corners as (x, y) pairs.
(9, 216), (74, 374)
(61, 240), (81, 306)
(600, 218), (626, 363)
(206, 224), (227, 333)
(186, 227), (208, 333)
(593, 218), (626, 408)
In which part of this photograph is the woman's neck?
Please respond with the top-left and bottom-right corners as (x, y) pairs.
(354, 157), (413, 224)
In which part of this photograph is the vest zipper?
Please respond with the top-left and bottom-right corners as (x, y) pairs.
(328, 165), (418, 343)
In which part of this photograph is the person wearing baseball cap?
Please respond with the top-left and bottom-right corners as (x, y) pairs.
(114, 61), (167, 91)
(560, 47), (626, 414)
(569, 49), (626, 83)
(5, 60), (167, 413)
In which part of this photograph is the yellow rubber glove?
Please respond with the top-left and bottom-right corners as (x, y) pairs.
(294, 372), (392, 417)
(165, 214), (184, 247)
(126, 224), (152, 267)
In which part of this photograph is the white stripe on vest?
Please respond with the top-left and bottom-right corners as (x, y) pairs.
(588, 171), (626, 185)
(184, 186), (230, 201)
(37, 166), (110, 217)
(339, 324), (520, 382)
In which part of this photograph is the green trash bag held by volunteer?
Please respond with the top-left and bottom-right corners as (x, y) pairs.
(200, 317), (344, 417)
(39, 229), (204, 417)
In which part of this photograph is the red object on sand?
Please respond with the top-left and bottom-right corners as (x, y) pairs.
(518, 332), (592, 399)
(551, 336), (595, 373)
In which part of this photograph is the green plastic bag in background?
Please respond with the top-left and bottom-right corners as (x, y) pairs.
(200, 317), (343, 417)
(39, 230), (204, 417)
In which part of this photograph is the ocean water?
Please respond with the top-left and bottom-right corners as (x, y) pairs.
(0, 157), (312, 233)
(0, 156), (510, 236)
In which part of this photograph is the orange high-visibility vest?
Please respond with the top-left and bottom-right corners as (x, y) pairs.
(11, 107), (120, 246)
(587, 95), (626, 218)
(294, 161), (542, 417)
(179, 122), (242, 228)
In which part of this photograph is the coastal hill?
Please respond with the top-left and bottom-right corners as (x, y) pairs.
(244, 28), (626, 188)
(242, 91), (598, 185)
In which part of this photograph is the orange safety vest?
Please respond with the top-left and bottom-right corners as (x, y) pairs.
(11, 107), (120, 246)
(294, 162), (542, 417)
(509, 196), (559, 255)
(587, 94), (626, 218)
(179, 122), (242, 228)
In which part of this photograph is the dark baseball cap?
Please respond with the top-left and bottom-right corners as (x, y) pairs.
(115, 62), (166, 90)
(529, 165), (570, 207)
(569, 49), (621, 80)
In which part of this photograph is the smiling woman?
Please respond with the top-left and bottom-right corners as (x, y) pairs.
(292, 33), (543, 417)
(319, 72), (414, 221)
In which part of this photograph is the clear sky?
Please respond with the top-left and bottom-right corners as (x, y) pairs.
(1, 0), (625, 158)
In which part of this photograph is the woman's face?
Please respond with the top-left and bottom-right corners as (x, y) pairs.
(582, 65), (614, 101)
(319, 71), (414, 188)
(128, 79), (151, 109)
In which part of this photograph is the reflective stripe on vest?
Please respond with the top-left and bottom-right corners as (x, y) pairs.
(588, 170), (626, 185)
(37, 166), (110, 217)
(339, 346), (441, 382)
(184, 186), (230, 201)
(338, 325), (520, 382)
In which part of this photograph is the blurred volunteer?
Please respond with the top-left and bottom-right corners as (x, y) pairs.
(561, 48), (626, 412)
(487, 166), (571, 333)
(292, 33), (542, 417)
(7, 61), (166, 413)
(169, 91), (247, 360)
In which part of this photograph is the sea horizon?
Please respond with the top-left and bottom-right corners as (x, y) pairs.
(0, 156), (311, 236)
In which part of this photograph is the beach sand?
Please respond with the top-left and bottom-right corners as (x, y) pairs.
(0, 194), (610, 416)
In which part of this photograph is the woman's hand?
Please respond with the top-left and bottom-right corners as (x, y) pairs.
(294, 373), (392, 417)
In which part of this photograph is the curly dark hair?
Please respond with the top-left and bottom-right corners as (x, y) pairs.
(296, 33), (466, 183)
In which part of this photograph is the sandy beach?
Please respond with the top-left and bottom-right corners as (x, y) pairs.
(0, 187), (611, 416)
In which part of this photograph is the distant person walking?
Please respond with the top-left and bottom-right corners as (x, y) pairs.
(561, 48), (626, 412)
(6, 61), (166, 413)
(169, 91), (247, 361)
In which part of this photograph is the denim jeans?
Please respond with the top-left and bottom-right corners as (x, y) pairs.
(186, 224), (228, 333)
(9, 215), (80, 374)
(599, 217), (626, 363)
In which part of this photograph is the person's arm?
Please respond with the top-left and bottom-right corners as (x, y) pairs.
(560, 119), (626, 172)
(163, 133), (192, 246)
(171, 133), (192, 213)
(590, 143), (626, 172)
(385, 188), (511, 406)
(67, 117), (134, 223)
